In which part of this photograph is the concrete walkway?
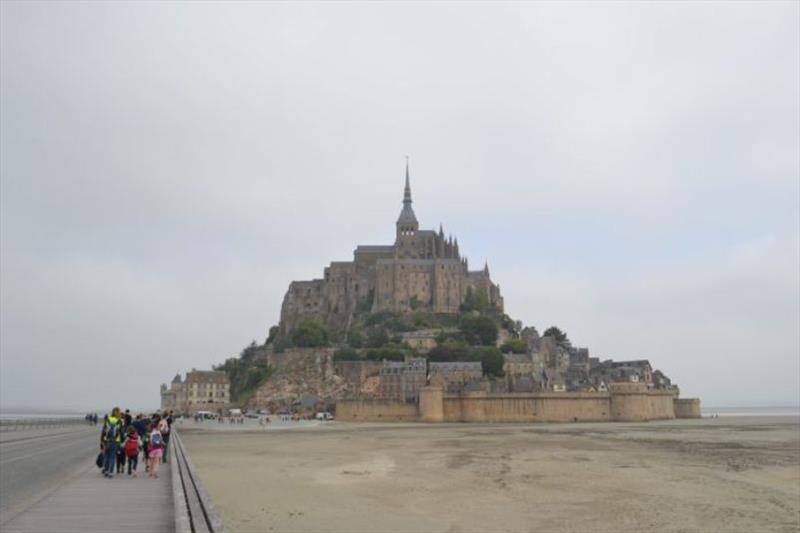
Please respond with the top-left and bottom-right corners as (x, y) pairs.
(3, 458), (174, 533)
(0, 425), (96, 444)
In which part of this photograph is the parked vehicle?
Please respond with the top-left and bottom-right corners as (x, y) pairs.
(315, 412), (334, 421)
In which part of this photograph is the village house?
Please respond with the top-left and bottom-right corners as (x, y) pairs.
(160, 369), (230, 414)
(379, 358), (427, 401)
(503, 353), (535, 376)
(428, 361), (483, 393)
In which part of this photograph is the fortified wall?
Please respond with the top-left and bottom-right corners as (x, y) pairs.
(673, 398), (702, 419)
(337, 383), (701, 423)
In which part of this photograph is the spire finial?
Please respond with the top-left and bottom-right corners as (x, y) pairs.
(403, 156), (412, 205)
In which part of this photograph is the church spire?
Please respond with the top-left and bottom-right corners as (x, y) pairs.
(404, 156), (412, 206)
(396, 157), (418, 238)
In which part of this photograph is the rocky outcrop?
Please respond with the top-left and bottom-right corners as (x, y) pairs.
(248, 348), (382, 409)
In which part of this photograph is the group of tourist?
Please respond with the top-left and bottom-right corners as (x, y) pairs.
(99, 407), (173, 479)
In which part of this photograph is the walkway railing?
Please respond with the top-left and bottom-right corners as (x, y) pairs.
(170, 429), (225, 533)
(0, 417), (89, 431)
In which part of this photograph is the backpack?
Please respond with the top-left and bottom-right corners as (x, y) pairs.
(95, 452), (104, 468)
(105, 422), (117, 443)
(150, 432), (163, 449)
(124, 436), (139, 458)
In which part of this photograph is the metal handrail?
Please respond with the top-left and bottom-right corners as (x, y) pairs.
(170, 429), (225, 533)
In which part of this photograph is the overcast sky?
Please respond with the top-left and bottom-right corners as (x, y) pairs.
(1, 1), (798, 412)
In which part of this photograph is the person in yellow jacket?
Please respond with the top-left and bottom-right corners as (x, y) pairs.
(100, 407), (123, 478)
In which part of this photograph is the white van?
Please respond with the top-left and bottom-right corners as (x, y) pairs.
(315, 412), (334, 421)
(228, 408), (242, 416)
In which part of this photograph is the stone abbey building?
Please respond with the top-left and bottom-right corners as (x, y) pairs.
(279, 164), (504, 335)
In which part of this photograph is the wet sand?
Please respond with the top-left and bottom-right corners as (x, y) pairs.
(180, 417), (800, 533)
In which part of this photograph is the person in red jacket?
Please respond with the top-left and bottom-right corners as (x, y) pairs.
(122, 426), (140, 477)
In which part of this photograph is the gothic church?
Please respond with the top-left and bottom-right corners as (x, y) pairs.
(279, 164), (503, 335)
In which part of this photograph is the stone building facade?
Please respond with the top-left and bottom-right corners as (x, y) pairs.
(379, 357), (427, 401)
(428, 361), (483, 393)
(160, 369), (230, 414)
(279, 163), (503, 336)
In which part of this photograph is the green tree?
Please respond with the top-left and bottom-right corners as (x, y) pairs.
(500, 338), (528, 353)
(366, 327), (390, 348)
(214, 357), (273, 402)
(365, 343), (409, 361)
(469, 346), (505, 377)
(240, 340), (259, 361)
(347, 329), (364, 349)
(543, 326), (570, 347)
(459, 315), (499, 346)
(428, 340), (471, 362)
(291, 318), (329, 347)
(333, 346), (360, 361)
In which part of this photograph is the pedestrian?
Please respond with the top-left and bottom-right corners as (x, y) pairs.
(148, 422), (165, 478)
(142, 421), (152, 472)
(123, 426), (140, 477)
(100, 407), (123, 478)
(116, 437), (126, 474)
(132, 414), (146, 438)
(158, 413), (170, 463)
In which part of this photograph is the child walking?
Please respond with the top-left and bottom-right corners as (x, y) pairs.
(142, 422), (151, 472)
(123, 426), (140, 477)
(115, 438), (126, 474)
(147, 422), (164, 478)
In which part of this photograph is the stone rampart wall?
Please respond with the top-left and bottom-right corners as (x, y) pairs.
(674, 398), (702, 418)
(336, 399), (418, 422)
(338, 387), (687, 423)
(442, 393), (611, 422)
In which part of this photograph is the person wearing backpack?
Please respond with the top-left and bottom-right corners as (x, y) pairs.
(148, 421), (165, 479)
(122, 426), (140, 477)
(100, 407), (123, 478)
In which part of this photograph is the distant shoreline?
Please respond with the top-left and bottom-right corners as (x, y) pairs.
(702, 406), (799, 417)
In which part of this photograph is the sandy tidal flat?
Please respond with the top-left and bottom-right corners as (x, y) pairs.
(180, 417), (800, 533)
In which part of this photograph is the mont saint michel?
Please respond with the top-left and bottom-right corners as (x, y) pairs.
(162, 165), (701, 424)
(4, 3), (798, 533)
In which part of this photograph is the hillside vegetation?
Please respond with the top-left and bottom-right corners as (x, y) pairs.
(215, 290), (527, 398)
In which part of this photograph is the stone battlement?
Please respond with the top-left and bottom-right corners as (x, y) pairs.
(337, 386), (701, 423)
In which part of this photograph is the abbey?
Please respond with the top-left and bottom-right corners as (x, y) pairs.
(279, 164), (504, 335)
